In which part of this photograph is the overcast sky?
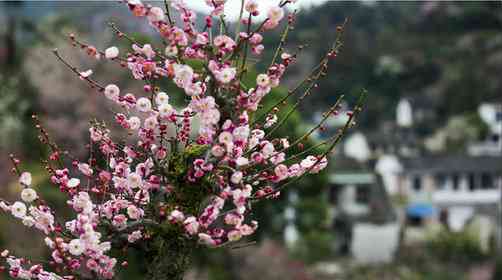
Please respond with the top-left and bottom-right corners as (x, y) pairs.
(185, 0), (329, 21)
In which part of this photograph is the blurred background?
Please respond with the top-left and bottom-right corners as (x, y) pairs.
(1, 1), (502, 279)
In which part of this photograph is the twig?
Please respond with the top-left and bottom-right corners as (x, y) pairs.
(52, 48), (105, 91)
(264, 89), (367, 198)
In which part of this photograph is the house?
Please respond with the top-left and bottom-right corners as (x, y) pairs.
(327, 158), (399, 263)
(342, 96), (432, 161)
(396, 155), (502, 231)
(328, 158), (396, 223)
(468, 100), (502, 156)
(395, 96), (431, 129)
(375, 154), (403, 195)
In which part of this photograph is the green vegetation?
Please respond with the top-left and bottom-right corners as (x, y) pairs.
(427, 229), (489, 264)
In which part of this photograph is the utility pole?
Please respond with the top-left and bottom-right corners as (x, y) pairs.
(498, 103), (502, 153)
(497, 103), (502, 254)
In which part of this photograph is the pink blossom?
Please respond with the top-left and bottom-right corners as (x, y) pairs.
(147, 6), (165, 22)
(252, 44), (264, 55)
(310, 156), (328, 174)
(128, 116), (141, 130)
(218, 131), (233, 144)
(224, 212), (243, 226)
(104, 84), (120, 101)
(184, 216), (200, 235)
(168, 210), (185, 223)
(245, 0), (259, 14)
(261, 142), (275, 157)
(215, 67), (237, 84)
(112, 214), (128, 230)
(78, 163), (93, 176)
(267, 6), (284, 23)
(264, 114), (277, 128)
(164, 45), (178, 57)
(198, 233), (217, 247)
(236, 157), (249, 167)
(185, 81), (204, 96)
(80, 69), (93, 78)
(256, 74), (270, 87)
(233, 126), (250, 141)
(213, 35), (236, 52)
(249, 33), (263, 45)
(158, 103), (175, 118)
(239, 222), (258, 236)
(133, 44), (156, 59)
(300, 155), (317, 169)
(211, 145), (225, 157)
(274, 164), (289, 181)
(127, 205), (143, 220)
(231, 171), (243, 184)
(19, 172), (32, 186)
(227, 230), (242, 242)
(128, 230), (143, 243)
(173, 64), (194, 89)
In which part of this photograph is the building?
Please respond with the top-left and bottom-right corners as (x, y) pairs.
(397, 155), (502, 230)
(327, 158), (399, 262)
(328, 159), (396, 224)
(335, 94), (502, 251)
(468, 100), (502, 156)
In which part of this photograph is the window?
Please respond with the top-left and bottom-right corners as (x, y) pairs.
(413, 176), (422, 191)
(496, 111), (502, 122)
(435, 173), (447, 190)
(481, 173), (494, 189)
(329, 185), (341, 204)
(491, 133), (500, 143)
(452, 174), (460, 191)
(355, 186), (370, 204)
(468, 173), (476, 191)
(369, 142), (377, 151)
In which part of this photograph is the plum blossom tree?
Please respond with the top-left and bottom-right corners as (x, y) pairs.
(0, 0), (364, 279)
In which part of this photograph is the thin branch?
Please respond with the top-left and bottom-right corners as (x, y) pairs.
(251, 18), (348, 127)
(263, 89), (367, 198)
(234, 0), (245, 42)
(69, 34), (128, 63)
(163, 0), (174, 25)
(52, 48), (105, 91)
(268, 19), (292, 70)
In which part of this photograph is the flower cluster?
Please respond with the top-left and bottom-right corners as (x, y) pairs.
(0, 0), (362, 279)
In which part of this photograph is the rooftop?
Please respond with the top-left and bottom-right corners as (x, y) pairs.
(400, 155), (502, 174)
(329, 173), (376, 185)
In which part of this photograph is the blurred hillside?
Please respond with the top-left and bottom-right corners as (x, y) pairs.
(280, 1), (502, 135)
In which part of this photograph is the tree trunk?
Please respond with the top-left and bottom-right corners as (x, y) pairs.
(147, 236), (194, 280)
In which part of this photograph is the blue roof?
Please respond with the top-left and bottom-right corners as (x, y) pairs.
(406, 203), (436, 218)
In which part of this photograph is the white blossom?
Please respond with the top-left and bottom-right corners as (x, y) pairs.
(67, 178), (80, 188)
(21, 188), (37, 203)
(68, 239), (84, 256)
(11, 202), (27, 219)
(105, 46), (119, 59)
(136, 97), (152, 112)
(104, 84), (120, 101)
